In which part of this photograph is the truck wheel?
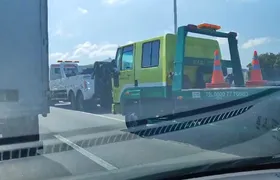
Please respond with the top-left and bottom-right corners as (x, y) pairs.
(69, 92), (77, 110)
(76, 92), (85, 111)
(125, 112), (148, 129)
(125, 113), (138, 129)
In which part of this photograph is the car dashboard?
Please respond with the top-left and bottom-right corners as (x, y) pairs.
(189, 169), (280, 180)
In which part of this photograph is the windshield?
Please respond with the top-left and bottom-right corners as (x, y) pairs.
(1, 0), (280, 180)
(64, 66), (79, 77)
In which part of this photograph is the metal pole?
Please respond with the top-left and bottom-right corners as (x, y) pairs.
(173, 0), (178, 34)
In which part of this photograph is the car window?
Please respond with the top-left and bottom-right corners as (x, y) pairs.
(121, 45), (134, 70)
(141, 40), (160, 68)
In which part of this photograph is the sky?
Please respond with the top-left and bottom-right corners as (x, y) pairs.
(48, 0), (280, 68)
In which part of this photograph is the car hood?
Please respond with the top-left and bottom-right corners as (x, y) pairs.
(0, 142), (240, 180)
(52, 151), (241, 180)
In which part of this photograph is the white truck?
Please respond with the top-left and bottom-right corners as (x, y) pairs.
(49, 60), (114, 111)
(49, 61), (96, 111)
(0, 0), (49, 145)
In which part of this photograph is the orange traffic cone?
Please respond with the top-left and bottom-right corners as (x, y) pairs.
(206, 50), (230, 88)
(246, 51), (267, 87)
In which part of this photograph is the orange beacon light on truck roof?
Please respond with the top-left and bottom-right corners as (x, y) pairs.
(197, 23), (221, 30)
(57, 60), (80, 63)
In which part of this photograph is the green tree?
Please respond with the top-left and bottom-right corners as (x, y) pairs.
(247, 52), (280, 80)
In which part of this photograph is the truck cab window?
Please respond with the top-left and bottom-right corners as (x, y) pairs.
(142, 42), (151, 68)
(115, 48), (122, 71)
(64, 67), (78, 77)
(54, 67), (61, 74)
(51, 67), (62, 80)
(121, 45), (134, 70)
(141, 40), (160, 68)
(151, 40), (160, 66)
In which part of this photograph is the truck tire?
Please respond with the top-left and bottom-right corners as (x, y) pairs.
(125, 112), (148, 129)
(125, 113), (139, 129)
(76, 92), (85, 111)
(124, 101), (148, 129)
(2, 115), (40, 145)
(69, 92), (77, 110)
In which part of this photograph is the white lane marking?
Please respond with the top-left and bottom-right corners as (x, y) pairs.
(209, 123), (218, 126)
(53, 105), (125, 122)
(54, 134), (118, 171)
(82, 112), (125, 122)
(272, 128), (280, 132)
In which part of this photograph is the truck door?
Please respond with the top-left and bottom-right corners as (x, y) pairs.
(49, 65), (63, 90)
(113, 44), (135, 104)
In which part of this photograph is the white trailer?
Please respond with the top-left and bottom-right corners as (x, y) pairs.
(0, 0), (49, 145)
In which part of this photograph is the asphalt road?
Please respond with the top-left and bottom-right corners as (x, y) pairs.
(2, 102), (280, 180)
(38, 104), (208, 176)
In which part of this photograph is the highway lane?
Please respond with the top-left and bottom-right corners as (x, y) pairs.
(30, 103), (280, 179)
(37, 105), (214, 178)
(38, 104), (128, 175)
(40, 103), (125, 135)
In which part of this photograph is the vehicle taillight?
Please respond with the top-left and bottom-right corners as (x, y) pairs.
(83, 80), (88, 89)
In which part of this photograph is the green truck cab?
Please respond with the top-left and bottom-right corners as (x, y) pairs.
(112, 23), (245, 128)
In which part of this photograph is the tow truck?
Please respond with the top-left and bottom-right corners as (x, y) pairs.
(49, 60), (95, 110)
(111, 23), (280, 129)
(49, 60), (113, 111)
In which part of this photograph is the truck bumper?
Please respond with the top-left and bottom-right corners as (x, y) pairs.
(50, 90), (67, 101)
